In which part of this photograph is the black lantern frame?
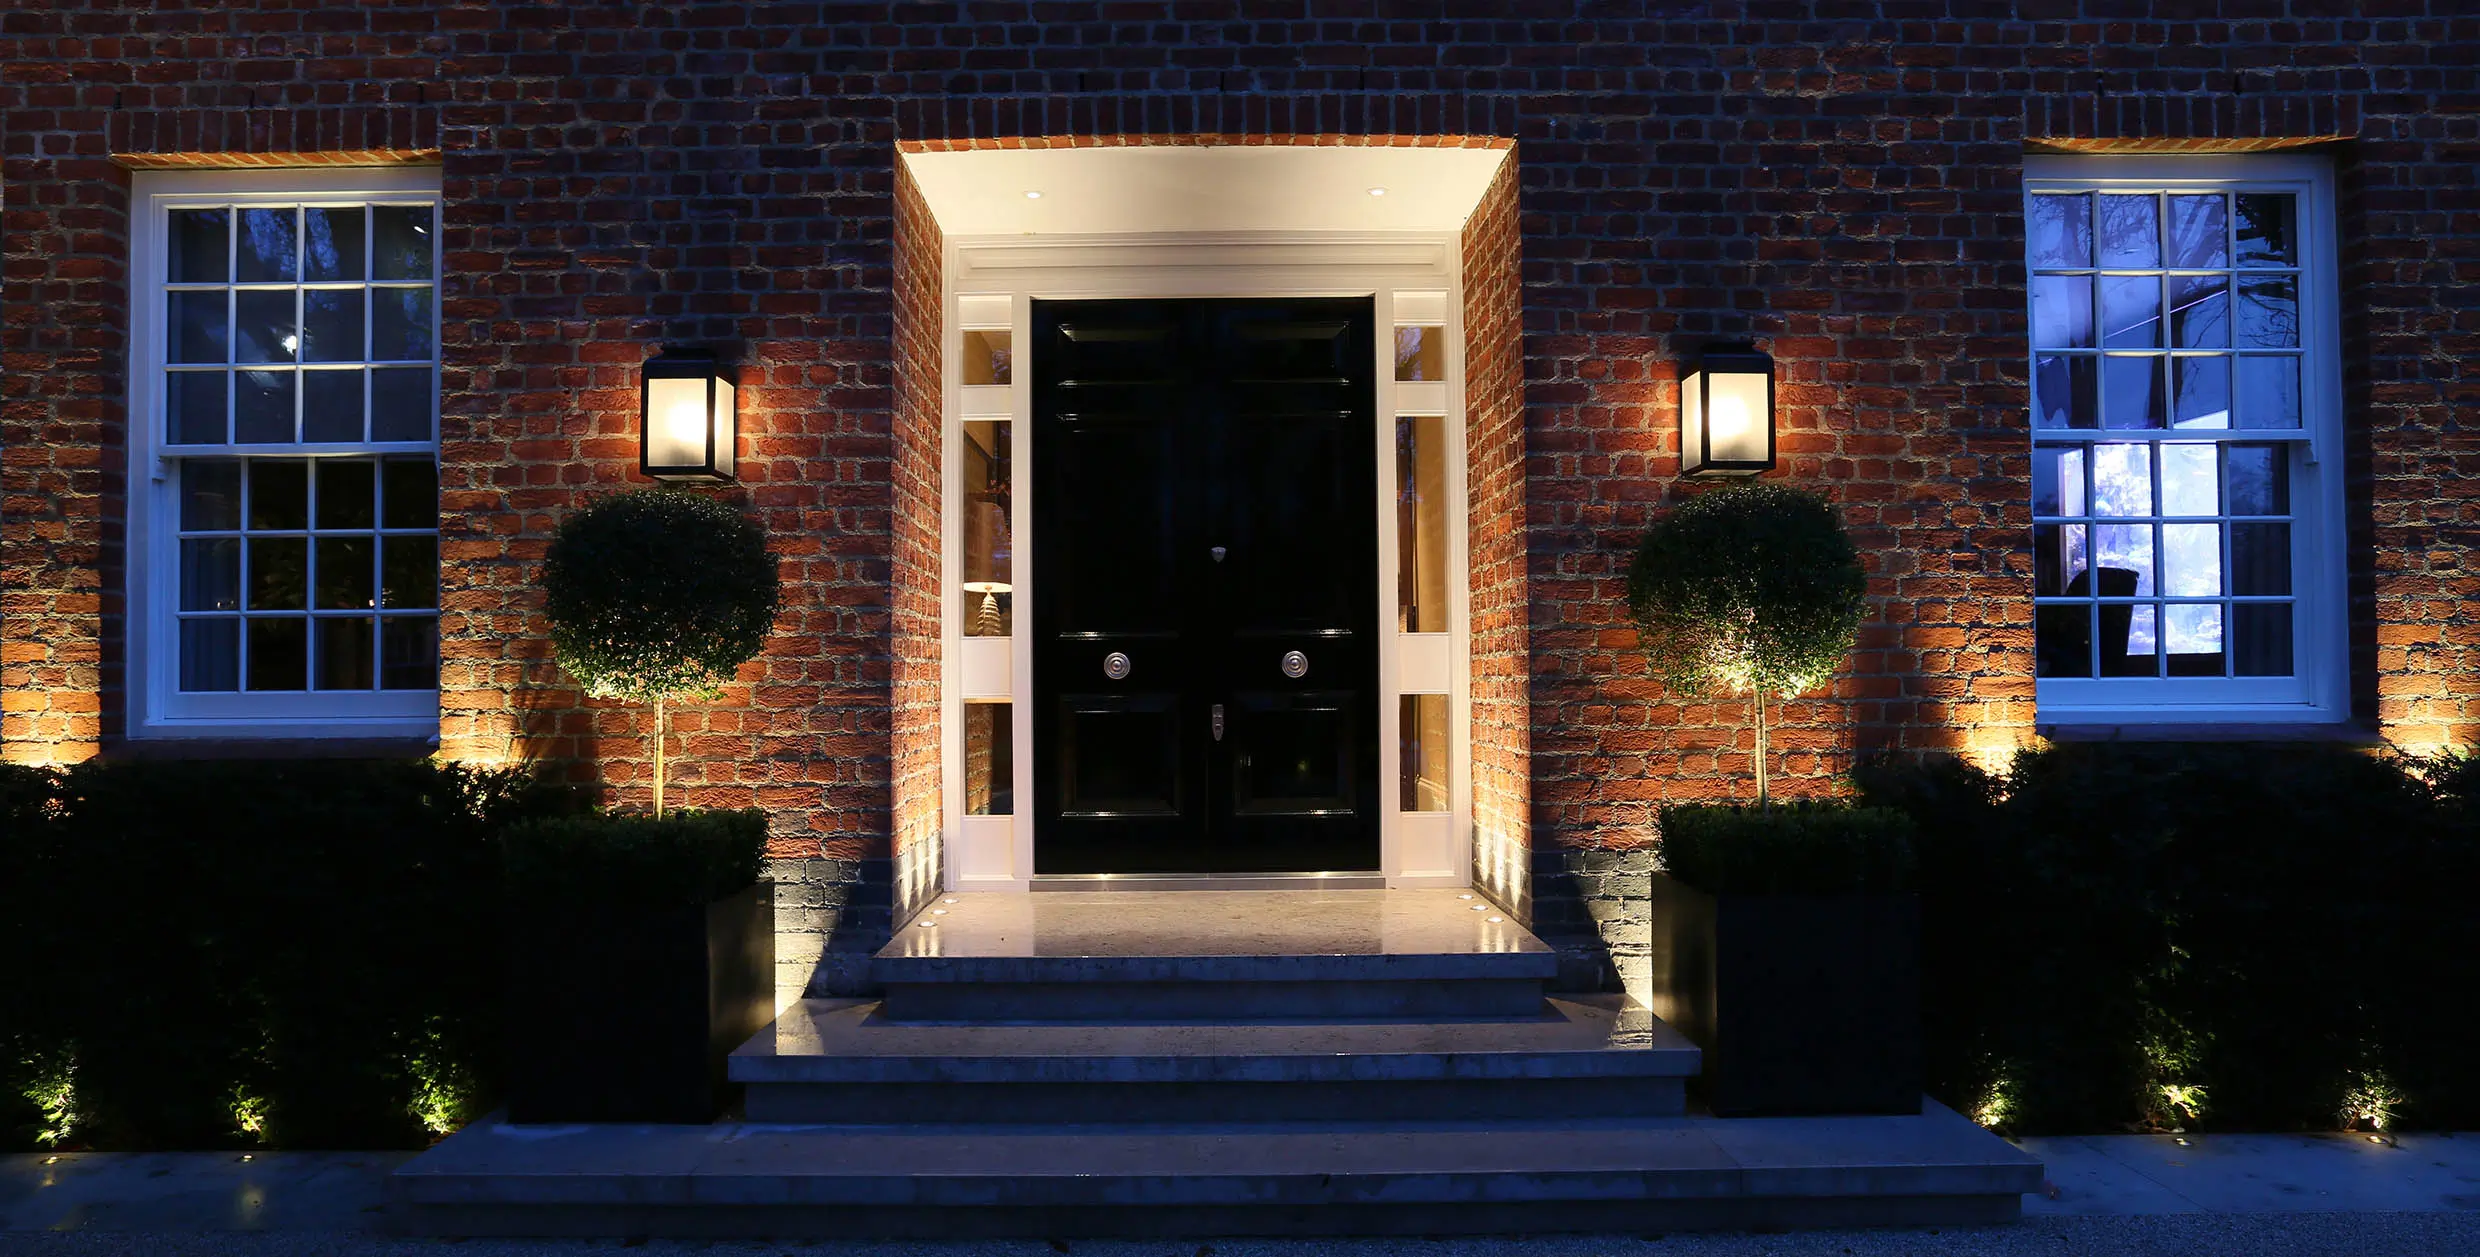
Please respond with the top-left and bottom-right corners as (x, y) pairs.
(1679, 343), (1776, 477)
(639, 349), (738, 482)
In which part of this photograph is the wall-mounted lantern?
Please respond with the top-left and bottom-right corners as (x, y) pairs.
(1679, 343), (1775, 477)
(640, 349), (738, 482)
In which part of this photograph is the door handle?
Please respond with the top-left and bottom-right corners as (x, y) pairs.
(1211, 703), (1224, 742)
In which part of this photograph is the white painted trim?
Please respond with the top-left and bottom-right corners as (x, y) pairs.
(126, 167), (444, 742)
(2024, 153), (2347, 725)
(938, 233), (1473, 890)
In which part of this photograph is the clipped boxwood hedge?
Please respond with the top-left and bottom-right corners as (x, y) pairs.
(1655, 801), (1917, 896)
(2, 758), (586, 1152)
(502, 808), (767, 908)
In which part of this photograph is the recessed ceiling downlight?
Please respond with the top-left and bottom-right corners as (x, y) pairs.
(1024, 190), (1044, 199)
(1367, 187), (1387, 197)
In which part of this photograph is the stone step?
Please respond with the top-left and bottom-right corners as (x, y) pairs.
(389, 1102), (2045, 1239)
(733, 995), (1700, 1124)
(876, 888), (1556, 1021)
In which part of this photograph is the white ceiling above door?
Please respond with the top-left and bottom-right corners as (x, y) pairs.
(902, 144), (1511, 236)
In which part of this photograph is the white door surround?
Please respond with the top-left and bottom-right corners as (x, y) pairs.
(903, 144), (1512, 892)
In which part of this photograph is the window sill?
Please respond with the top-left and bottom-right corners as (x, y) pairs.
(2035, 720), (2386, 747)
(105, 734), (443, 761)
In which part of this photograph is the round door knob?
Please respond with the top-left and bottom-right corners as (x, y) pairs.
(1103, 651), (1132, 681)
(1281, 650), (1308, 679)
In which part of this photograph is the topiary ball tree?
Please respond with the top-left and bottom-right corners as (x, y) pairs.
(542, 490), (780, 815)
(1626, 482), (1867, 804)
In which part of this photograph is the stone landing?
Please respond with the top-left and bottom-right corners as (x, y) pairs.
(391, 887), (2041, 1237)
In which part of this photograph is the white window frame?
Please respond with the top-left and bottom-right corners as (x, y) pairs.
(2026, 153), (2347, 726)
(127, 167), (444, 741)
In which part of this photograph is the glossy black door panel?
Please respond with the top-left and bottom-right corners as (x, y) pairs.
(1033, 298), (1378, 874)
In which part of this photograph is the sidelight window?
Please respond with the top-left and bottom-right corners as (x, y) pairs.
(131, 168), (442, 738)
(2026, 155), (2341, 723)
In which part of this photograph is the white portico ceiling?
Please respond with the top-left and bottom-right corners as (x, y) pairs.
(902, 144), (1510, 237)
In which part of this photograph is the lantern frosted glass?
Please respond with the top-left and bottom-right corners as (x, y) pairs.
(1680, 347), (1775, 476)
(639, 353), (737, 482)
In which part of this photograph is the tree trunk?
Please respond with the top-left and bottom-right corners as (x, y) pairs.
(1754, 687), (1769, 809)
(652, 693), (667, 818)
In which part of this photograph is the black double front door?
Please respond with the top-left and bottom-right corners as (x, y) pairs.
(1031, 297), (1380, 875)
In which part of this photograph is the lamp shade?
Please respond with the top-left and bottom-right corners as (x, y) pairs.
(1680, 344), (1775, 476)
(640, 350), (737, 481)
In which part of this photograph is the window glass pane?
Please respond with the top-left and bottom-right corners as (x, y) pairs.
(168, 291), (228, 364)
(2159, 444), (2218, 515)
(2226, 445), (2287, 515)
(2033, 445), (2085, 516)
(2032, 354), (2095, 429)
(2027, 193), (2091, 268)
(302, 207), (366, 282)
(2094, 523), (2155, 596)
(2031, 275), (2093, 348)
(2235, 356), (2300, 428)
(315, 537), (374, 610)
(168, 209), (230, 284)
(235, 370), (297, 443)
(2236, 275), (2298, 348)
(2098, 194), (2159, 267)
(1400, 693), (1450, 813)
(250, 538), (308, 610)
(1395, 326), (1446, 381)
(180, 619), (240, 692)
(2036, 604), (2093, 678)
(2171, 356), (2229, 429)
(301, 290), (364, 363)
(2167, 195), (2228, 268)
(2232, 603), (2294, 675)
(2169, 274), (2228, 347)
(961, 330), (1011, 386)
(2231, 523), (2292, 595)
(2034, 523), (2087, 596)
(2092, 443), (2152, 517)
(2100, 275), (2160, 348)
(180, 538), (240, 611)
(315, 616), (374, 690)
(381, 457), (437, 530)
(2100, 604), (2158, 677)
(964, 701), (1013, 815)
(372, 206), (434, 280)
(182, 460), (241, 530)
(2235, 193), (2296, 267)
(370, 288), (433, 361)
(961, 421), (1012, 637)
(371, 368), (433, 441)
(302, 369), (365, 442)
(2165, 604), (2225, 676)
(246, 616), (307, 690)
(316, 459), (374, 528)
(1397, 414), (1449, 632)
(382, 535), (437, 609)
(233, 289), (297, 363)
(2161, 523), (2222, 596)
(379, 616), (439, 690)
(2102, 357), (2164, 429)
(249, 461), (308, 530)
(236, 208), (298, 283)
(168, 371), (229, 444)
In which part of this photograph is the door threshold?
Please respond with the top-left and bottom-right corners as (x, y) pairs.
(1030, 872), (1386, 892)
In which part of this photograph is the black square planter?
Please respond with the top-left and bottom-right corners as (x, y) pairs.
(506, 881), (774, 1124)
(1647, 871), (1921, 1117)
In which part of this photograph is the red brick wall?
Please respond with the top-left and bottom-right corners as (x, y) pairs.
(889, 160), (944, 922)
(7, 2), (2479, 994)
(1460, 155), (1531, 917)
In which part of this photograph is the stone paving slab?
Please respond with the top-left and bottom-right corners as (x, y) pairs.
(2017, 1131), (2480, 1215)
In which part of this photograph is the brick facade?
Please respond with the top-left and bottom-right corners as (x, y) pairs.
(7, 4), (2477, 1001)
